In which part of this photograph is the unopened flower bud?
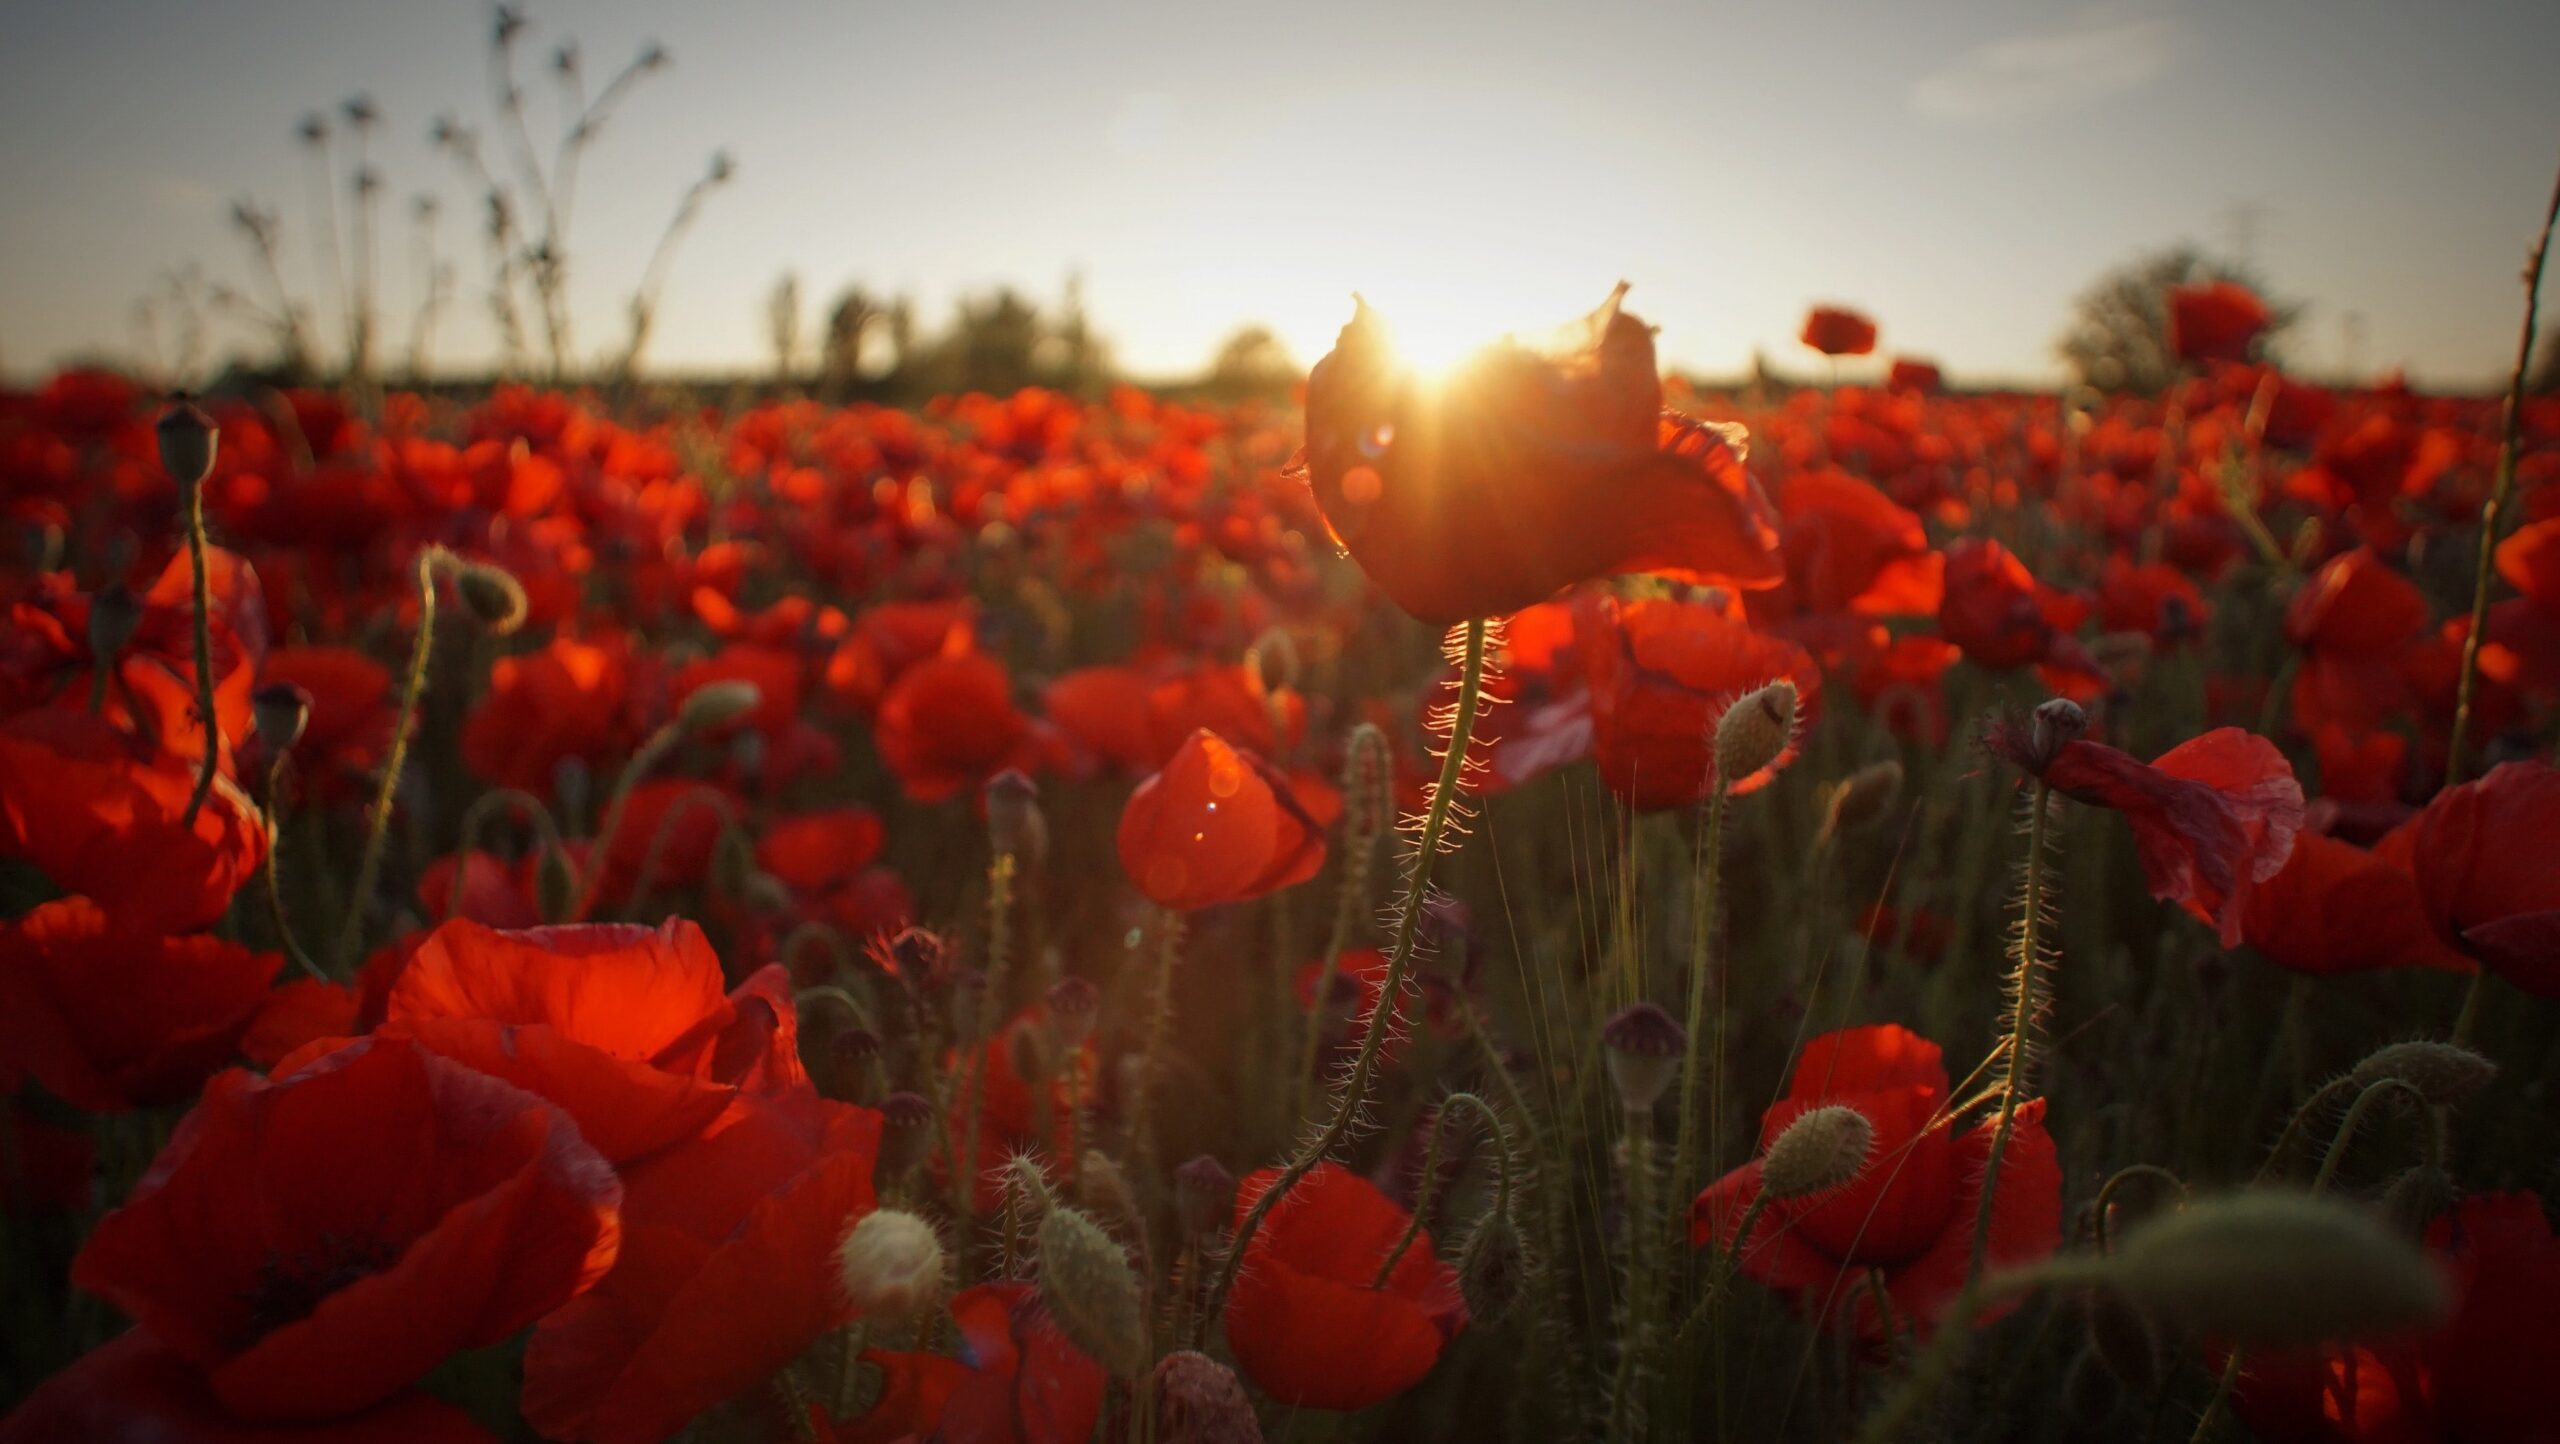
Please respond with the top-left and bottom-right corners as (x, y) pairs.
(1036, 1204), (1150, 1376)
(87, 583), (142, 660)
(676, 679), (761, 734)
(1820, 760), (1903, 840)
(156, 395), (218, 489)
(984, 768), (1045, 863)
(1600, 1003), (1687, 1114)
(1760, 1104), (1873, 1200)
(1713, 679), (1799, 790)
(2027, 697), (2088, 771)
(837, 1209), (947, 1322)
(1456, 1207), (1529, 1326)
(1174, 1154), (1236, 1239)
(252, 682), (312, 754)
(2380, 1165), (2458, 1238)
(2101, 1191), (2450, 1349)
(452, 562), (528, 634)
(1151, 1350), (1263, 1444)
(743, 871), (793, 914)
(1076, 1150), (1142, 1237)
(533, 844), (579, 923)
(2349, 1041), (2495, 1109)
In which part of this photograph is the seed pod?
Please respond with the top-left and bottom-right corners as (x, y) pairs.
(1174, 1154), (1236, 1239)
(252, 682), (312, 754)
(1456, 1208), (1529, 1326)
(2101, 1191), (2450, 1349)
(1760, 1105), (1873, 1200)
(87, 583), (143, 661)
(1713, 679), (1799, 790)
(676, 679), (762, 734)
(2349, 1041), (2495, 1109)
(2027, 697), (2088, 770)
(1151, 1351), (1262, 1444)
(1035, 1204), (1150, 1377)
(155, 395), (218, 488)
(837, 1209), (947, 1322)
(1599, 1003), (1687, 1114)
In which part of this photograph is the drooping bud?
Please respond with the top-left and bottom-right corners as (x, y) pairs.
(2349, 1041), (2495, 1109)
(984, 767), (1046, 864)
(2101, 1191), (2450, 1349)
(836, 1209), (947, 1322)
(252, 682), (312, 754)
(2380, 1165), (2458, 1239)
(1759, 1104), (1873, 1200)
(86, 583), (143, 661)
(1456, 1207), (1529, 1326)
(1035, 1204), (1151, 1377)
(2023, 697), (2089, 773)
(676, 679), (762, 734)
(1820, 760), (1903, 840)
(1151, 1351), (1263, 1444)
(875, 1091), (936, 1185)
(1246, 626), (1300, 698)
(533, 844), (579, 923)
(453, 562), (528, 634)
(1174, 1154), (1236, 1239)
(743, 871), (793, 914)
(1712, 679), (1799, 790)
(1599, 1003), (1687, 1115)
(155, 394), (218, 489)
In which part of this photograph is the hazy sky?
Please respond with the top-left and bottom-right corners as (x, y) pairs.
(4, 0), (2556, 388)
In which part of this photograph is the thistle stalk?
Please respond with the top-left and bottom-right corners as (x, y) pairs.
(1969, 778), (2055, 1285)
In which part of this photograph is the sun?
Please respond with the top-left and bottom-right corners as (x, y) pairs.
(1366, 288), (1517, 378)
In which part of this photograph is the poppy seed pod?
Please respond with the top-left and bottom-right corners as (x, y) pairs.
(155, 395), (218, 489)
(875, 1091), (936, 1183)
(983, 768), (1045, 863)
(675, 679), (762, 734)
(836, 1209), (947, 1322)
(1151, 1350), (1263, 1444)
(86, 583), (142, 661)
(1035, 1203), (1150, 1377)
(2101, 1191), (2450, 1349)
(1175, 1154), (1236, 1239)
(1456, 1207), (1528, 1326)
(828, 1027), (880, 1065)
(1759, 1104), (1873, 1200)
(2349, 1041), (2495, 1109)
(251, 682), (312, 755)
(1599, 1002), (1687, 1114)
(1713, 679), (1799, 792)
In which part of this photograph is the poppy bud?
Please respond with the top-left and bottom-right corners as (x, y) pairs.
(1035, 1204), (1150, 1376)
(885, 927), (945, 993)
(1076, 1150), (1142, 1238)
(676, 679), (762, 734)
(837, 1208), (947, 1322)
(1151, 1350), (1263, 1444)
(2101, 1191), (2450, 1349)
(87, 583), (142, 661)
(2027, 697), (2088, 772)
(984, 768), (1046, 864)
(2081, 1290), (2163, 1394)
(552, 756), (592, 827)
(2063, 1345), (2121, 1430)
(875, 1092), (936, 1184)
(2380, 1166), (2458, 1238)
(452, 562), (528, 635)
(1456, 1207), (1528, 1326)
(252, 682), (312, 754)
(1045, 976), (1100, 1045)
(155, 395), (218, 489)
(1713, 679), (1799, 792)
(1820, 760), (1903, 841)
(1599, 1002), (1687, 1115)
(1174, 1154), (1236, 1239)
(1247, 627), (1300, 697)
(710, 826), (756, 903)
(533, 844), (579, 923)
(743, 871), (793, 914)
(1759, 1104), (1872, 1200)
(2348, 1041), (2495, 1109)
(1002, 1154), (1058, 1220)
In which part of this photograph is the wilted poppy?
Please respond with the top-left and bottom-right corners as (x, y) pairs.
(0, 897), (280, 1110)
(2168, 282), (2270, 364)
(0, 1330), (497, 1444)
(72, 1038), (621, 1422)
(1223, 1160), (1467, 1410)
(2377, 761), (2560, 996)
(1801, 306), (1879, 358)
(0, 710), (269, 934)
(1117, 729), (1326, 911)
(1691, 1025), (2061, 1340)
(1301, 287), (1782, 624)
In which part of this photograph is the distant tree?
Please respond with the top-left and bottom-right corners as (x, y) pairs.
(948, 288), (1043, 394)
(2056, 244), (2300, 394)
(766, 272), (802, 385)
(820, 286), (882, 394)
(1203, 324), (1297, 397)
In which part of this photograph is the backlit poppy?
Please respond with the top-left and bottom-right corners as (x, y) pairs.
(250, 645), (391, 791)
(0, 897), (280, 1110)
(0, 709), (268, 934)
(2238, 831), (2470, 977)
(2168, 282), (2270, 364)
(1116, 729), (1325, 911)
(1937, 539), (2103, 693)
(873, 647), (1041, 803)
(1801, 306), (1879, 358)
(459, 634), (638, 795)
(1583, 595), (1822, 810)
(940, 1001), (1098, 1213)
(2377, 761), (2560, 996)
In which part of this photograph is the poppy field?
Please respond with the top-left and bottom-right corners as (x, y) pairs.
(4, 239), (2560, 1442)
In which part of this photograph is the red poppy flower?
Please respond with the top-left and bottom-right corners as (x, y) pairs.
(2007, 727), (2305, 947)
(1801, 306), (1879, 358)
(2168, 282), (2270, 364)
(757, 806), (890, 904)
(2376, 761), (2560, 996)
(2284, 549), (2428, 734)
(252, 645), (391, 789)
(1117, 729), (1326, 911)
(460, 634), (638, 795)
(1764, 469), (1943, 621)
(2096, 557), (2211, 644)
(1937, 538), (2102, 692)
(1690, 1025), (2061, 1341)
(0, 710), (269, 934)
(811, 1347), (967, 1444)
(417, 849), (545, 929)
(2495, 517), (2560, 612)
(1302, 286), (1782, 624)
(1886, 357), (1943, 393)
(1223, 1160), (1467, 1410)
(873, 647), (1040, 803)
(2238, 831), (2471, 977)
(240, 978), (362, 1070)
(0, 897), (280, 1110)
(940, 1001), (1098, 1213)
(821, 1283), (1105, 1444)
(2232, 1192), (2560, 1444)
(590, 778), (740, 909)
(1584, 596), (1822, 810)
(522, 1088), (884, 1444)
(0, 1330), (498, 1444)
(1042, 664), (1162, 774)
(2, 1098), (94, 1216)
(1144, 661), (1305, 765)
(377, 918), (805, 1162)
(72, 1038), (620, 1422)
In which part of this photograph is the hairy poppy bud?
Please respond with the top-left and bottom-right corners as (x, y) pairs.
(1076, 1151), (1143, 1238)
(1036, 1203), (1150, 1376)
(837, 1209), (947, 1322)
(676, 679), (761, 734)
(1045, 976), (1100, 1044)
(1760, 1104), (1873, 1200)
(1151, 1350), (1263, 1444)
(2027, 697), (2088, 771)
(1820, 760), (1903, 841)
(875, 1091), (936, 1184)
(452, 562), (528, 634)
(533, 844), (579, 923)
(1456, 1207), (1528, 1326)
(251, 682), (312, 754)
(156, 395), (218, 489)
(2081, 1290), (2162, 1394)
(885, 927), (945, 993)
(1600, 1002), (1687, 1114)
(984, 768), (1045, 864)
(1174, 1154), (1236, 1239)
(743, 871), (793, 914)
(1713, 679), (1799, 791)
(2380, 1165), (2458, 1238)
(87, 583), (142, 661)
(2101, 1191), (2450, 1348)
(1002, 1154), (1057, 1220)
(2349, 1041), (2495, 1109)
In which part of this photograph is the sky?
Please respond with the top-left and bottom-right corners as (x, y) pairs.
(2, 0), (2556, 389)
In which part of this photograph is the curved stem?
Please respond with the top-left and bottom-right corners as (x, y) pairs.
(2092, 1164), (2187, 1255)
(574, 718), (687, 918)
(1372, 1091), (1507, 1287)
(446, 786), (564, 919)
(177, 480), (221, 827)
(258, 754), (325, 982)
(332, 549), (443, 973)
